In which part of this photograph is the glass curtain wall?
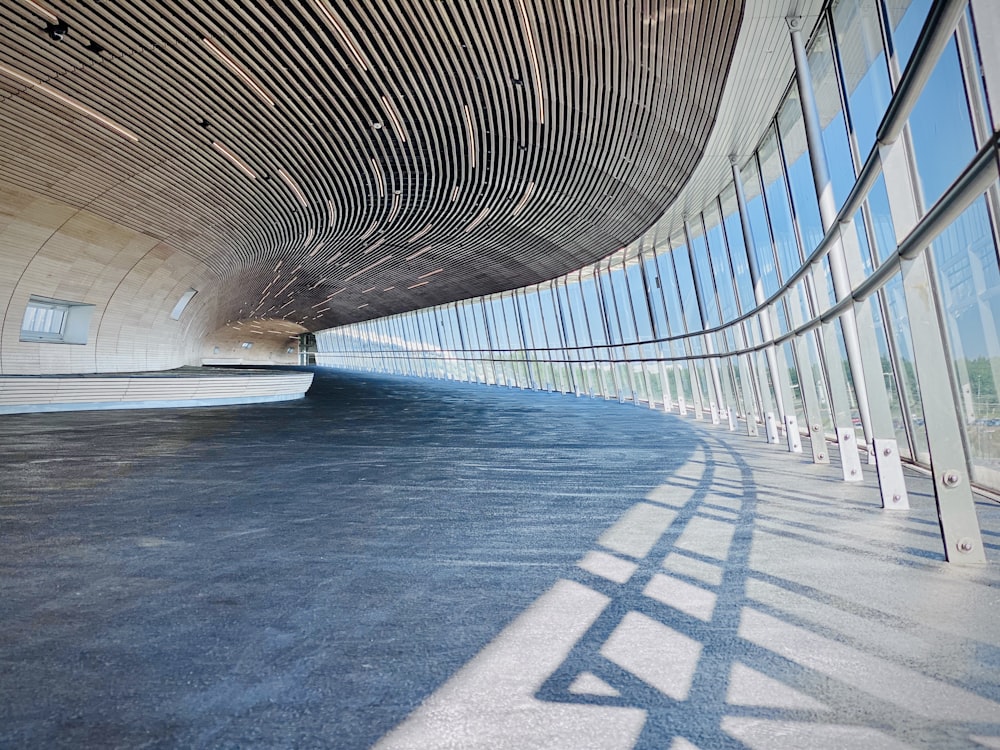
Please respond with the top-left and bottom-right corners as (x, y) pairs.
(317, 1), (1000, 495)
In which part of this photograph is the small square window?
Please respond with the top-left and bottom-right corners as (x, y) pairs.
(20, 296), (94, 344)
(22, 301), (66, 338)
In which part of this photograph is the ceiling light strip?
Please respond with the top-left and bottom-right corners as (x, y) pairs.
(388, 192), (401, 223)
(0, 61), (139, 142)
(362, 286), (378, 294)
(451, 186), (460, 202)
(407, 280), (430, 289)
(364, 236), (388, 255)
(202, 38), (276, 107)
(311, 1), (368, 71)
(407, 223), (433, 243)
(211, 141), (257, 178)
(275, 276), (298, 296)
(515, 0), (546, 125)
(383, 286), (395, 292)
(343, 254), (392, 283)
(359, 221), (378, 241)
(308, 241), (325, 257)
(357, 303), (370, 309)
(463, 104), (477, 169)
(277, 168), (309, 207)
(418, 268), (444, 280)
(325, 251), (344, 265)
(380, 95), (407, 142)
(371, 158), (385, 198)
(20, 0), (58, 24)
(327, 199), (336, 227)
(405, 245), (432, 261)
(511, 180), (536, 216)
(464, 206), (490, 233)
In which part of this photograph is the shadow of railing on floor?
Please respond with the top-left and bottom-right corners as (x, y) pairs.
(374, 430), (1000, 750)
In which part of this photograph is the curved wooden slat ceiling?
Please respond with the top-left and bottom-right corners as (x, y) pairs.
(0, 0), (744, 330)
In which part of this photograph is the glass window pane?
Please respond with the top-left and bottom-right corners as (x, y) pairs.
(759, 126), (802, 283)
(626, 256), (654, 341)
(705, 202), (738, 324)
(832, 0), (893, 156)
(597, 264), (623, 344)
(688, 221), (720, 328)
(808, 21), (857, 208)
(537, 283), (562, 348)
(908, 38), (977, 207)
(931, 196), (1000, 485)
(741, 156), (781, 298)
(609, 258), (638, 343)
(641, 248), (670, 339)
(721, 184), (756, 314)
(887, 0), (932, 72)
(671, 240), (702, 332)
(778, 89), (825, 257)
(582, 271), (608, 346)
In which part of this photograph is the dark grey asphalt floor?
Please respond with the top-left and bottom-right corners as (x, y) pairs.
(3, 368), (1000, 749)
(1, 368), (697, 749)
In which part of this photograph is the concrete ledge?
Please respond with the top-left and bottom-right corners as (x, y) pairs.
(0, 367), (313, 414)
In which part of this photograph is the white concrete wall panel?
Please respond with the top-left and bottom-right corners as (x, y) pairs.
(0, 180), (222, 374)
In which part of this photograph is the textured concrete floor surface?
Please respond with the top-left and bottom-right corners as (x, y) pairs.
(2, 367), (1000, 749)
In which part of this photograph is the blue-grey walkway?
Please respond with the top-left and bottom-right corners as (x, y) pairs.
(2, 368), (999, 749)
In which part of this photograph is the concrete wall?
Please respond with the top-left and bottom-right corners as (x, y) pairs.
(0, 179), (221, 374)
(200, 320), (303, 367)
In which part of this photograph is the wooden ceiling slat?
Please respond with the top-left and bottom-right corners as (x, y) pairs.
(0, 0), (745, 327)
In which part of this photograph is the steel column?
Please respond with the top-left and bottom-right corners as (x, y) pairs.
(788, 16), (873, 480)
(878, 130), (987, 562)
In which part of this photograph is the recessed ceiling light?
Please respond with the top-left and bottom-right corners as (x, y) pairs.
(464, 206), (490, 233)
(364, 236), (388, 255)
(515, 0), (545, 124)
(212, 141), (257, 179)
(359, 221), (378, 241)
(512, 180), (536, 216)
(202, 38), (276, 107)
(20, 0), (58, 24)
(463, 104), (477, 169)
(277, 167), (309, 207)
(311, 0), (369, 70)
(343, 254), (392, 283)
(371, 158), (385, 197)
(0, 60), (138, 142)
(407, 223), (433, 243)
(380, 95), (407, 142)
(405, 245), (431, 261)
